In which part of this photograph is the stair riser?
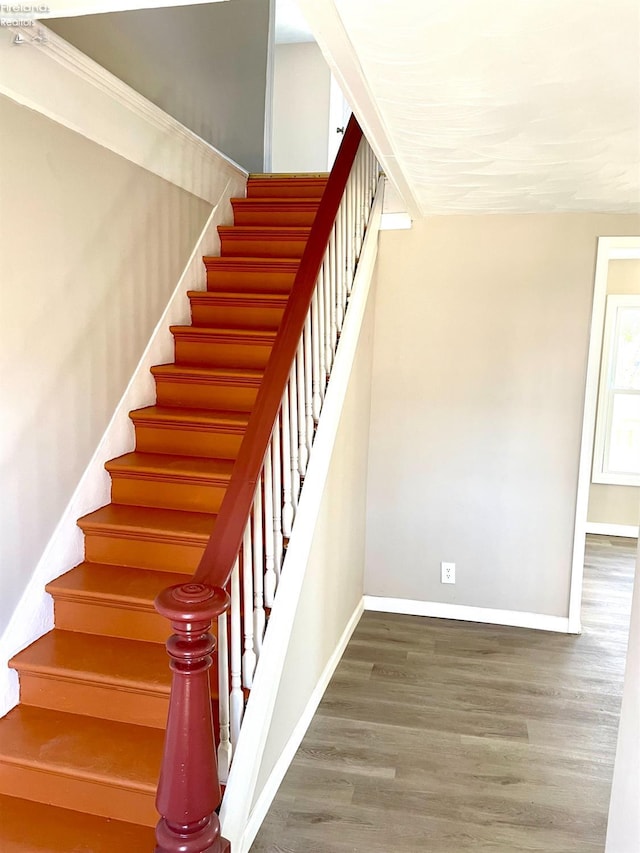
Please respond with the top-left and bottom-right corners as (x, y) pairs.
(220, 236), (307, 259)
(18, 675), (169, 729)
(206, 268), (296, 293)
(174, 337), (272, 369)
(190, 301), (284, 330)
(232, 207), (318, 227)
(134, 424), (243, 460)
(0, 764), (158, 827)
(53, 600), (169, 644)
(154, 377), (258, 412)
(247, 180), (326, 198)
(111, 475), (226, 514)
(84, 534), (205, 573)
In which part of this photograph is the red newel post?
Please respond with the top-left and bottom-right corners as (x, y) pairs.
(155, 582), (232, 853)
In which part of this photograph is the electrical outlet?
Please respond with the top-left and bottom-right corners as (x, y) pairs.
(441, 562), (456, 584)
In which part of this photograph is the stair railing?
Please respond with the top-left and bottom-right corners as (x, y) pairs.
(154, 116), (379, 853)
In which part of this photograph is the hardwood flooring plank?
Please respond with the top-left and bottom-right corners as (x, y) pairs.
(250, 535), (636, 852)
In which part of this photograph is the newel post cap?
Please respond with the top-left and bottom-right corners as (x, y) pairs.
(155, 582), (230, 626)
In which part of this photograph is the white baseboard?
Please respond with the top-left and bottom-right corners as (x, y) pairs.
(585, 522), (639, 538)
(363, 596), (570, 634)
(240, 599), (364, 853)
(0, 200), (241, 718)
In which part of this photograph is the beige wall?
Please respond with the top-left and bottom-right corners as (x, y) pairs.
(251, 273), (376, 803)
(272, 42), (331, 173)
(0, 95), (211, 633)
(366, 214), (640, 618)
(587, 259), (640, 528)
(47, 0), (271, 172)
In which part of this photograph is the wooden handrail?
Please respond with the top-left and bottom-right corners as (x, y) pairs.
(192, 114), (363, 589)
(154, 116), (365, 851)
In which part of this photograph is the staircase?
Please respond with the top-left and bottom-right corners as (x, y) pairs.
(0, 175), (327, 851)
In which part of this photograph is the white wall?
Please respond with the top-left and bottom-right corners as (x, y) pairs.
(272, 42), (331, 173)
(587, 259), (640, 528)
(605, 537), (640, 852)
(0, 94), (212, 634)
(47, 0), (272, 172)
(366, 214), (640, 620)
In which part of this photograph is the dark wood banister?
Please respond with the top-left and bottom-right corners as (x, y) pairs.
(193, 114), (363, 590)
(154, 115), (363, 853)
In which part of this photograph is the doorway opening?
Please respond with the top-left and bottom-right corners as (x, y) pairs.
(569, 237), (640, 633)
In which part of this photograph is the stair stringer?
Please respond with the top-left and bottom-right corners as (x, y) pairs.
(0, 189), (244, 718)
(220, 181), (383, 853)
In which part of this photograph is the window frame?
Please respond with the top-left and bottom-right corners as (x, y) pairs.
(591, 293), (640, 487)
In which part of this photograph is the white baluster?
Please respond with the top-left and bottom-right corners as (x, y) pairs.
(281, 392), (293, 537)
(296, 344), (307, 476)
(322, 254), (333, 375)
(303, 318), (314, 455)
(345, 179), (353, 289)
(335, 204), (344, 333)
(317, 261), (327, 398)
(217, 611), (231, 783)
(271, 416), (284, 572)
(252, 484), (265, 655)
(241, 523), (256, 688)
(354, 149), (363, 255)
(263, 444), (277, 606)
(229, 556), (244, 746)
(288, 366), (301, 506)
(329, 226), (338, 354)
(341, 197), (349, 317)
(311, 284), (322, 422)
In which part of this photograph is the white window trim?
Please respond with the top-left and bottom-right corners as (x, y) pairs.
(592, 294), (640, 487)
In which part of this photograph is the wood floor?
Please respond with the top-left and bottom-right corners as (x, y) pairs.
(251, 535), (636, 852)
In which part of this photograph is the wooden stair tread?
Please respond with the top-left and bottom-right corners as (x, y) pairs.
(187, 289), (289, 305)
(246, 176), (327, 198)
(0, 794), (156, 851)
(203, 256), (300, 268)
(231, 196), (320, 206)
(130, 404), (249, 429)
(106, 451), (234, 483)
(47, 562), (184, 608)
(151, 363), (263, 383)
(218, 225), (311, 237)
(77, 503), (216, 540)
(0, 706), (163, 791)
(11, 630), (171, 694)
(170, 324), (277, 341)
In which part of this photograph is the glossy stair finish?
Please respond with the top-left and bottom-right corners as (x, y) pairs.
(11, 630), (172, 728)
(218, 225), (311, 258)
(171, 324), (276, 369)
(231, 197), (320, 226)
(246, 174), (328, 198)
(78, 504), (215, 573)
(188, 289), (288, 329)
(0, 707), (162, 826)
(46, 563), (183, 643)
(151, 363), (263, 412)
(204, 257), (299, 293)
(0, 795), (156, 852)
(0, 175), (324, 846)
(106, 452), (234, 513)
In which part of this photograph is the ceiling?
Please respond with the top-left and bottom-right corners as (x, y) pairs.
(295, 0), (640, 217)
(275, 0), (314, 44)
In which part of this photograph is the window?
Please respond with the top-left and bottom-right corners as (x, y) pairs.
(592, 295), (640, 486)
